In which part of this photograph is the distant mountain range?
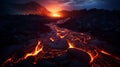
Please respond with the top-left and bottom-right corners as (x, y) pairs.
(1, 1), (50, 15)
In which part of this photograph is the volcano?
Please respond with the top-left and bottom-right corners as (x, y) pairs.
(11, 1), (50, 15)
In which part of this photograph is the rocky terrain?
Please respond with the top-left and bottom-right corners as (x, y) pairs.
(0, 9), (120, 67)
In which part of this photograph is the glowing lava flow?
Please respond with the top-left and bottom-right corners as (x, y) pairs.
(2, 18), (120, 67)
(49, 12), (62, 18)
(67, 40), (74, 48)
(67, 40), (98, 63)
(2, 41), (43, 67)
(51, 13), (61, 17)
(47, 6), (62, 17)
(46, 18), (120, 66)
(101, 50), (120, 61)
(24, 41), (43, 59)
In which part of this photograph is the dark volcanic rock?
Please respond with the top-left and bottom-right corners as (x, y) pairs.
(16, 1), (50, 15)
(59, 9), (120, 48)
(47, 39), (68, 50)
(67, 48), (91, 66)
(37, 60), (59, 67)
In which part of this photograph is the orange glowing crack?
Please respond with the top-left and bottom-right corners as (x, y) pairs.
(56, 29), (68, 38)
(67, 40), (74, 48)
(2, 58), (12, 67)
(67, 40), (98, 63)
(57, 33), (67, 38)
(24, 41), (43, 59)
(49, 37), (55, 42)
(86, 51), (98, 63)
(3, 41), (43, 66)
(101, 50), (120, 61)
(75, 48), (98, 63)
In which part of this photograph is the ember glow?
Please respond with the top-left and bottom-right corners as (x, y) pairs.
(2, 18), (120, 67)
(51, 12), (61, 17)
(44, 3), (63, 17)
(67, 40), (74, 48)
(49, 37), (55, 42)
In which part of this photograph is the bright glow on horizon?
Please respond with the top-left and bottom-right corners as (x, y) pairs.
(51, 13), (61, 17)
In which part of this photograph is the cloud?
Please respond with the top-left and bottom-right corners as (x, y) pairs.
(1, 0), (120, 11)
(61, 0), (120, 10)
(100, 0), (120, 9)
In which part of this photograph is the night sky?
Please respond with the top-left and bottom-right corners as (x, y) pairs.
(1, 0), (120, 14)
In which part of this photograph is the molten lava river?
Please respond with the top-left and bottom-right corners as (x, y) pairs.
(1, 18), (120, 67)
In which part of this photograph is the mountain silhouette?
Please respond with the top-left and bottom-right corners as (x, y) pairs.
(13, 1), (50, 15)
